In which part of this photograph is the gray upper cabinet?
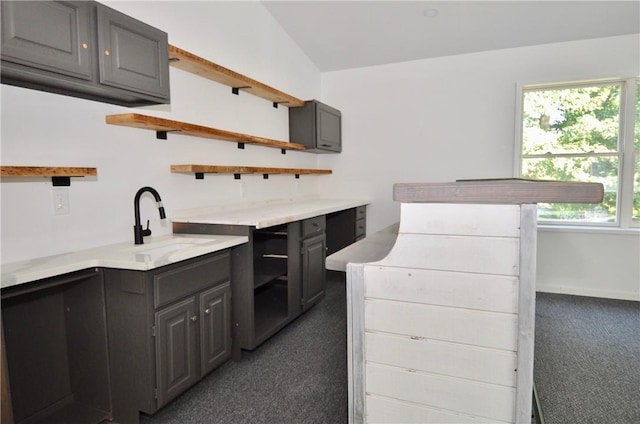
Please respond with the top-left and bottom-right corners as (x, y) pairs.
(1, 0), (170, 106)
(96, 3), (169, 99)
(0, 1), (93, 80)
(289, 100), (342, 153)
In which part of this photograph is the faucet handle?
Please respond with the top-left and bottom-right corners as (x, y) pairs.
(142, 219), (152, 237)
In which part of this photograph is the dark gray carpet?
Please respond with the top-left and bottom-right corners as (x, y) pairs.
(534, 293), (640, 424)
(139, 282), (639, 424)
(141, 271), (348, 424)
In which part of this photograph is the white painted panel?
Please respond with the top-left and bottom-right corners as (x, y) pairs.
(366, 363), (516, 422)
(376, 235), (520, 276)
(347, 263), (366, 423)
(366, 394), (505, 423)
(515, 203), (537, 424)
(365, 332), (517, 387)
(399, 203), (521, 237)
(365, 299), (518, 350)
(364, 266), (518, 313)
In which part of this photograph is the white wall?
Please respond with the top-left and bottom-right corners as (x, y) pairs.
(2, 3), (638, 300)
(318, 34), (640, 300)
(0, 1), (321, 263)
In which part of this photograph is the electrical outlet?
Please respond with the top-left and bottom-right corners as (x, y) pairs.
(52, 187), (70, 215)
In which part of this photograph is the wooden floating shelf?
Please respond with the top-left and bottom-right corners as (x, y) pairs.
(105, 113), (306, 153)
(168, 44), (305, 108)
(1, 166), (97, 186)
(171, 164), (331, 180)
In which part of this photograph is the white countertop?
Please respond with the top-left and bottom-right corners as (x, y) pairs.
(173, 197), (369, 228)
(1, 234), (248, 289)
(2, 198), (367, 289)
(326, 223), (399, 272)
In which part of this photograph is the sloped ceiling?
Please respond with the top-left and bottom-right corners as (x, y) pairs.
(262, 1), (640, 71)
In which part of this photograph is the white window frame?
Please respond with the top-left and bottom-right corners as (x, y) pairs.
(513, 77), (639, 230)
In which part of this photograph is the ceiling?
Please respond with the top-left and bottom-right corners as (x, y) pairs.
(261, 1), (640, 72)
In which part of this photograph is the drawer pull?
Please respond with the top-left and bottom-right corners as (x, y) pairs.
(190, 315), (198, 322)
(204, 308), (211, 315)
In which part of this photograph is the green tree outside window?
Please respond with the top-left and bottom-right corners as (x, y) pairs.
(521, 81), (639, 224)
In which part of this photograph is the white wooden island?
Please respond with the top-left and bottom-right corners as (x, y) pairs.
(333, 179), (603, 424)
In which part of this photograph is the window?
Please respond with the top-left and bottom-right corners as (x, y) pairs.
(516, 78), (639, 227)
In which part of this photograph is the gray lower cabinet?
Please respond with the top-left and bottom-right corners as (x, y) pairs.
(1, 269), (112, 424)
(104, 251), (231, 424)
(173, 216), (327, 358)
(326, 206), (367, 255)
(301, 217), (326, 311)
(1, 0), (170, 106)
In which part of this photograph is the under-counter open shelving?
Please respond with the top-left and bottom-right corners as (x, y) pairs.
(168, 45), (305, 108)
(106, 113), (305, 153)
(170, 164), (331, 180)
(0, 166), (97, 186)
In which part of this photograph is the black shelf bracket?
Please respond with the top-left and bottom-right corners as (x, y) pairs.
(272, 101), (289, 109)
(234, 173), (241, 180)
(232, 86), (252, 95)
(295, 174), (300, 179)
(156, 130), (180, 140)
(263, 174), (269, 179)
(237, 142), (245, 150)
(195, 172), (204, 180)
(281, 149), (286, 155)
(52, 176), (71, 186)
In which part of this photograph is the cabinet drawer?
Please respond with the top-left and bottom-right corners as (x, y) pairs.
(302, 215), (326, 237)
(154, 252), (230, 309)
(355, 218), (366, 240)
(356, 205), (367, 220)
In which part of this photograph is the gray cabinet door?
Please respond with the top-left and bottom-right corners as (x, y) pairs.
(301, 233), (326, 311)
(289, 100), (342, 153)
(155, 297), (198, 408)
(200, 283), (232, 376)
(1, 1), (92, 80)
(96, 3), (169, 99)
(316, 102), (342, 152)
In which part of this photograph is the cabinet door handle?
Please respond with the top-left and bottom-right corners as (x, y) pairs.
(190, 315), (198, 322)
(204, 308), (211, 315)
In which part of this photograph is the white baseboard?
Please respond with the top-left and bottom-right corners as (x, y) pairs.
(536, 283), (639, 301)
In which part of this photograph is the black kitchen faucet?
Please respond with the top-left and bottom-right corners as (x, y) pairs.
(133, 186), (166, 244)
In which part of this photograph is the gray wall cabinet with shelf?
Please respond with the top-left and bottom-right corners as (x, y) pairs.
(103, 251), (231, 424)
(1, 269), (112, 424)
(289, 100), (342, 153)
(1, 0), (170, 106)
